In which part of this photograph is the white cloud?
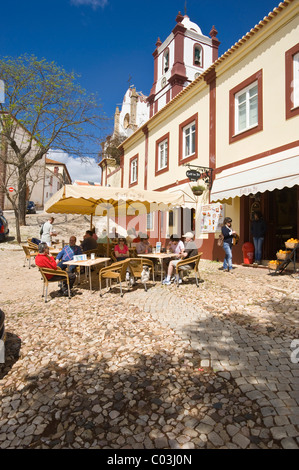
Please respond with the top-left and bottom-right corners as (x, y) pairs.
(48, 150), (101, 184)
(70, 0), (108, 9)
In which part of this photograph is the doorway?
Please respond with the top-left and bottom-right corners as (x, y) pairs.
(245, 187), (298, 260)
(265, 187), (298, 257)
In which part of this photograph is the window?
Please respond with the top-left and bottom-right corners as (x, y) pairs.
(123, 113), (130, 129)
(235, 81), (258, 134)
(129, 155), (138, 186)
(158, 139), (168, 170)
(163, 49), (169, 73)
(285, 44), (299, 119)
(294, 52), (299, 108)
(147, 213), (153, 230)
(155, 133), (169, 175)
(183, 122), (196, 158)
(179, 114), (198, 165)
(229, 70), (263, 144)
(194, 44), (203, 68)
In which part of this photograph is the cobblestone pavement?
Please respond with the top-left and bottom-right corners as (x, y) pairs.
(0, 241), (299, 449)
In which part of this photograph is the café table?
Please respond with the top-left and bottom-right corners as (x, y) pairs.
(63, 257), (111, 291)
(137, 252), (177, 283)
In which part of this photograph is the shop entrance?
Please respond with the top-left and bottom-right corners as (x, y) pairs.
(245, 186), (298, 260)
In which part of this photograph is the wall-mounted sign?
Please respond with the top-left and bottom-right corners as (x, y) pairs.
(186, 169), (201, 182)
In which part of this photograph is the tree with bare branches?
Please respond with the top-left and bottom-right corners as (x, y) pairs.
(0, 54), (105, 243)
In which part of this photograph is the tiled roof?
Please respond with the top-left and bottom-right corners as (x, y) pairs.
(73, 180), (101, 186)
(46, 158), (64, 165)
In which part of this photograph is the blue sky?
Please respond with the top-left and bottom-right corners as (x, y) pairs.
(0, 0), (282, 182)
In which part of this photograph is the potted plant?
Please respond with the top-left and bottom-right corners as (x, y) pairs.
(191, 184), (205, 196)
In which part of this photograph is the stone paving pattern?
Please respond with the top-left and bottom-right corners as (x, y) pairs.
(0, 231), (299, 449)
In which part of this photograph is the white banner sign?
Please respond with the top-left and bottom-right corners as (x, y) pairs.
(199, 203), (224, 233)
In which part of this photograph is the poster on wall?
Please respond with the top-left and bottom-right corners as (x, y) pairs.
(199, 203), (225, 233)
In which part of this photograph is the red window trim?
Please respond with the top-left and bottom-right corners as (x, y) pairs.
(129, 154), (138, 187)
(229, 69), (263, 144)
(285, 43), (299, 120)
(178, 113), (198, 166)
(155, 132), (170, 176)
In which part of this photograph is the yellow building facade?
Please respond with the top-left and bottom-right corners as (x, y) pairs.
(101, 0), (299, 264)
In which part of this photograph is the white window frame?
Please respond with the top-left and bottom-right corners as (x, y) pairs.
(158, 138), (168, 171)
(234, 80), (258, 135)
(130, 158), (137, 184)
(182, 121), (196, 159)
(293, 52), (299, 109)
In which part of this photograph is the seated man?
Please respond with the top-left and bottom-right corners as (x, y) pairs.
(136, 234), (152, 254)
(97, 229), (108, 244)
(56, 236), (82, 272)
(81, 230), (98, 252)
(35, 242), (76, 296)
(163, 232), (198, 285)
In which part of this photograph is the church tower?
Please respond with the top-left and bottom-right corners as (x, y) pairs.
(147, 12), (220, 118)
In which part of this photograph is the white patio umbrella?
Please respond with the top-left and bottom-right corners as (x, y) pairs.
(44, 184), (185, 252)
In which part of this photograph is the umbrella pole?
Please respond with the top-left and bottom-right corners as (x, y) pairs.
(159, 211), (161, 242)
(90, 214), (93, 231)
(107, 211), (110, 257)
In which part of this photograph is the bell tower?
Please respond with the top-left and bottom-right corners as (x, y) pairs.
(147, 12), (220, 117)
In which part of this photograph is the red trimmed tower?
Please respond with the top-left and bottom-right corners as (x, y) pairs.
(147, 12), (220, 116)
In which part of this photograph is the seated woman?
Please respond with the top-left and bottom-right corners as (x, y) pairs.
(163, 234), (184, 273)
(167, 234), (184, 254)
(114, 238), (129, 261)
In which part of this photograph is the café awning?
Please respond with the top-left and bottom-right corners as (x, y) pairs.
(210, 147), (299, 202)
(44, 184), (185, 216)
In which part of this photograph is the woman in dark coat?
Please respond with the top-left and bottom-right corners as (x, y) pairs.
(251, 211), (266, 264)
(221, 217), (236, 273)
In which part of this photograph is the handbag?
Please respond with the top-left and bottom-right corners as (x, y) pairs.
(217, 233), (224, 247)
(233, 234), (240, 245)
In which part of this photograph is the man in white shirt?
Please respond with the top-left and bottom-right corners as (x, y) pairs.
(41, 217), (57, 247)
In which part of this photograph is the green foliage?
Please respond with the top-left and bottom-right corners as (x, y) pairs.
(0, 53), (106, 237)
(191, 184), (206, 192)
(0, 54), (104, 158)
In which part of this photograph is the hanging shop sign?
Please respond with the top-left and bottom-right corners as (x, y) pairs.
(186, 169), (202, 182)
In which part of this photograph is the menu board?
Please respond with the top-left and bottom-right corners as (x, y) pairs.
(199, 203), (224, 233)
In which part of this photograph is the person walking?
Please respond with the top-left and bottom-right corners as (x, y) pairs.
(221, 217), (236, 273)
(251, 211), (266, 264)
(40, 217), (57, 247)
